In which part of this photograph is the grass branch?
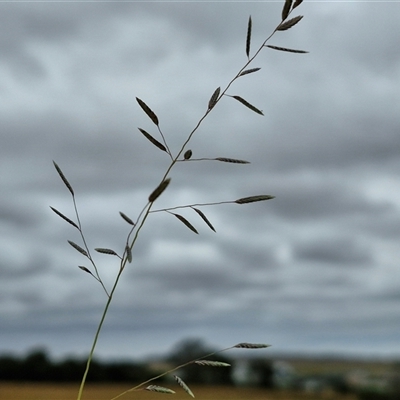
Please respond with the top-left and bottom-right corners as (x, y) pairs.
(50, 2), (307, 399)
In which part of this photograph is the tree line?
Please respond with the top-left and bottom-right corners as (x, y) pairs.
(0, 349), (153, 382)
(0, 339), (274, 385)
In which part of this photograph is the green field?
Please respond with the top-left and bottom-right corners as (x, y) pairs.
(0, 383), (358, 400)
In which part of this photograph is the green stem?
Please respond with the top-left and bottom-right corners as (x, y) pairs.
(76, 268), (123, 400)
(76, 202), (152, 400)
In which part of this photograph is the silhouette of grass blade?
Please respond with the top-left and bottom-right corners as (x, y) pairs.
(266, 45), (308, 54)
(136, 97), (159, 126)
(232, 96), (264, 115)
(173, 213), (198, 234)
(235, 195), (275, 204)
(293, 0), (303, 10)
(146, 385), (175, 394)
(68, 240), (88, 257)
(53, 161), (74, 196)
(149, 178), (171, 203)
(234, 343), (271, 349)
(138, 128), (167, 152)
(246, 15), (252, 58)
(50, 207), (79, 229)
(195, 360), (231, 367)
(282, 0), (292, 21)
(239, 67), (261, 77)
(215, 157), (250, 164)
(95, 248), (118, 256)
(193, 208), (216, 232)
(174, 375), (195, 398)
(119, 211), (135, 226)
(78, 266), (93, 275)
(208, 87), (221, 110)
(184, 149), (193, 160)
(277, 15), (303, 31)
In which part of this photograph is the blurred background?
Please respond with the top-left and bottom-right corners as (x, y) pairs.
(1, 2), (399, 396)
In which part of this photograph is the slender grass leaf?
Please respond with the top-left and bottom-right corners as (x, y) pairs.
(239, 67), (261, 77)
(277, 15), (303, 31)
(282, 0), (292, 21)
(68, 240), (88, 257)
(232, 96), (264, 115)
(195, 360), (231, 367)
(266, 45), (308, 54)
(136, 97), (159, 126)
(138, 128), (167, 152)
(235, 195), (275, 204)
(215, 157), (250, 164)
(149, 178), (171, 203)
(78, 266), (93, 276)
(95, 248), (118, 256)
(173, 213), (198, 234)
(208, 87), (220, 110)
(53, 161), (74, 196)
(293, 0), (303, 10)
(174, 376), (194, 398)
(146, 385), (175, 394)
(119, 211), (135, 226)
(50, 207), (79, 229)
(234, 343), (271, 349)
(246, 15), (252, 58)
(184, 149), (193, 160)
(193, 208), (216, 232)
(125, 245), (132, 263)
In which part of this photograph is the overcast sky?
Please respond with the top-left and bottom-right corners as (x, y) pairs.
(1, 0), (400, 362)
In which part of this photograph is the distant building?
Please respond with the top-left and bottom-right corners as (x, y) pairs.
(232, 358), (296, 388)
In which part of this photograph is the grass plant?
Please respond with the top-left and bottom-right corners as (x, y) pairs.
(51, 1), (308, 399)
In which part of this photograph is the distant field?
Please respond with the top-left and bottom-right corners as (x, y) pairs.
(287, 357), (394, 376)
(0, 383), (358, 400)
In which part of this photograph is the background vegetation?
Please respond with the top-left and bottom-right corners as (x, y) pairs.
(1, 341), (399, 400)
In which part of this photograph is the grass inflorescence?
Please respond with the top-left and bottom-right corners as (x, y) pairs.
(51, 1), (307, 399)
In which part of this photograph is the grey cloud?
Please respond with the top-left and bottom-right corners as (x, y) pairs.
(0, 258), (49, 280)
(0, 4), (81, 80)
(0, 198), (40, 228)
(258, 172), (393, 222)
(319, 4), (400, 76)
(294, 236), (373, 266)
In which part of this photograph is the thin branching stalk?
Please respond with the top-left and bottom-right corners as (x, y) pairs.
(72, 196), (110, 297)
(151, 200), (236, 213)
(51, 3), (307, 399)
(109, 344), (251, 400)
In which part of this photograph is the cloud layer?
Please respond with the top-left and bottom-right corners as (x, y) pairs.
(1, 1), (400, 360)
